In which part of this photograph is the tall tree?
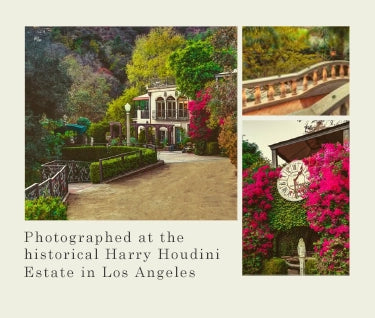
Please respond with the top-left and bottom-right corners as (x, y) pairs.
(243, 140), (269, 170)
(25, 27), (71, 118)
(62, 55), (112, 122)
(169, 40), (222, 98)
(209, 27), (237, 71)
(126, 27), (185, 89)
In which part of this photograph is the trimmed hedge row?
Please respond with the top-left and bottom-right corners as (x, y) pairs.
(89, 149), (157, 183)
(62, 146), (140, 162)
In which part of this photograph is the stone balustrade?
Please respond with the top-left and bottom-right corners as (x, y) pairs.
(242, 60), (349, 112)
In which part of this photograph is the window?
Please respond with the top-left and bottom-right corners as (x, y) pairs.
(178, 98), (188, 119)
(166, 96), (176, 118)
(156, 97), (165, 119)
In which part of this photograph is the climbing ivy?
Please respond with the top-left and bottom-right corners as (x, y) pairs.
(268, 187), (308, 232)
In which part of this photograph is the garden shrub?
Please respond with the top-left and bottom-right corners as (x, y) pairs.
(243, 255), (263, 275)
(87, 121), (109, 143)
(194, 140), (206, 155)
(206, 141), (219, 155)
(90, 148), (157, 183)
(25, 196), (67, 220)
(261, 257), (288, 275)
(305, 258), (319, 275)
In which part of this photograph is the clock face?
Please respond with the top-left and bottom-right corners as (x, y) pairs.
(277, 160), (309, 201)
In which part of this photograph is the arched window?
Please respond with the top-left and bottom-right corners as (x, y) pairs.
(178, 97), (188, 119)
(166, 96), (176, 119)
(156, 97), (165, 119)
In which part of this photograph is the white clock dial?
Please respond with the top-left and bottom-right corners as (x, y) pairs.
(277, 160), (309, 201)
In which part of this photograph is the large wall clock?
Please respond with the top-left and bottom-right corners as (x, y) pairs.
(277, 160), (310, 201)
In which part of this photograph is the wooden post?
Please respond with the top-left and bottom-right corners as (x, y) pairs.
(271, 149), (278, 168)
(139, 150), (143, 165)
(99, 159), (103, 183)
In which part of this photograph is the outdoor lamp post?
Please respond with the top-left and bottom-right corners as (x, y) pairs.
(125, 103), (131, 146)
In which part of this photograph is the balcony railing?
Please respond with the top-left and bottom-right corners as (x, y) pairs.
(242, 60), (349, 112)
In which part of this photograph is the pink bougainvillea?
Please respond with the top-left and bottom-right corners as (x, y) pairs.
(187, 89), (213, 141)
(303, 142), (349, 275)
(242, 165), (280, 274)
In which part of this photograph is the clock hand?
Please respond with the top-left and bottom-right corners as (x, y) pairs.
(293, 179), (298, 198)
(293, 166), (303, 182)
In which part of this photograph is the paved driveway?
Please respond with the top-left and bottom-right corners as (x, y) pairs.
(67, 153), (237, 220)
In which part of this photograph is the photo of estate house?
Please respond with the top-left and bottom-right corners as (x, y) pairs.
(132, 80), (189, 146)
(25, 26), (237, 220)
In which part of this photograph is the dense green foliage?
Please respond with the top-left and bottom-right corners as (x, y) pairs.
(242, 27), (323, 80)
(87, 121), (110, 143)
(206, 141), (219, 155)
(105, 86), (142, 122)
(25, 196), (67, 220)
(89, 149), (157, 183)
(305, 258), (319, 275)
(261, 257), (288, 275)
(268, 189), (308, 231)
(242, 140), (270, 170)
(126, 27), (185, 89)
(169, 40), (222, 98)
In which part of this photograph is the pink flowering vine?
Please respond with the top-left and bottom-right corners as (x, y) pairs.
(187, 89), (213, 141)
(243, 165), (280, 274)
(303, 142), (349, 274)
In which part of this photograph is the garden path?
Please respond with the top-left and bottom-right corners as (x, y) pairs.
(67, 152), (237, 220)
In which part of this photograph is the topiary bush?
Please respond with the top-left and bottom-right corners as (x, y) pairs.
(261, 257), (288, 275)
(87, 121), (109, 143)
(25, 196), (67, 220)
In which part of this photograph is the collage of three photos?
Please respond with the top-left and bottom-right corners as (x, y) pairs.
(25, 26), (349, 275)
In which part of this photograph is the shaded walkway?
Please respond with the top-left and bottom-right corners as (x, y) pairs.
(67, 155), (237, 220)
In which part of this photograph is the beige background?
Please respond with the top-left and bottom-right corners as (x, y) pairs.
(2, 1), (374, 317)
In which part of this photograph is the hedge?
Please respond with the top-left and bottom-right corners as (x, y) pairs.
(62, 146), (140, 162)
(305, 258), (319, 275)
(90, 148), (157, 183)
(25, 196), (67, 220)
(261, 257), (288, 275)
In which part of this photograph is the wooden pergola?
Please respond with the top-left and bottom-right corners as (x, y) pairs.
(269, 122), (349, 168)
